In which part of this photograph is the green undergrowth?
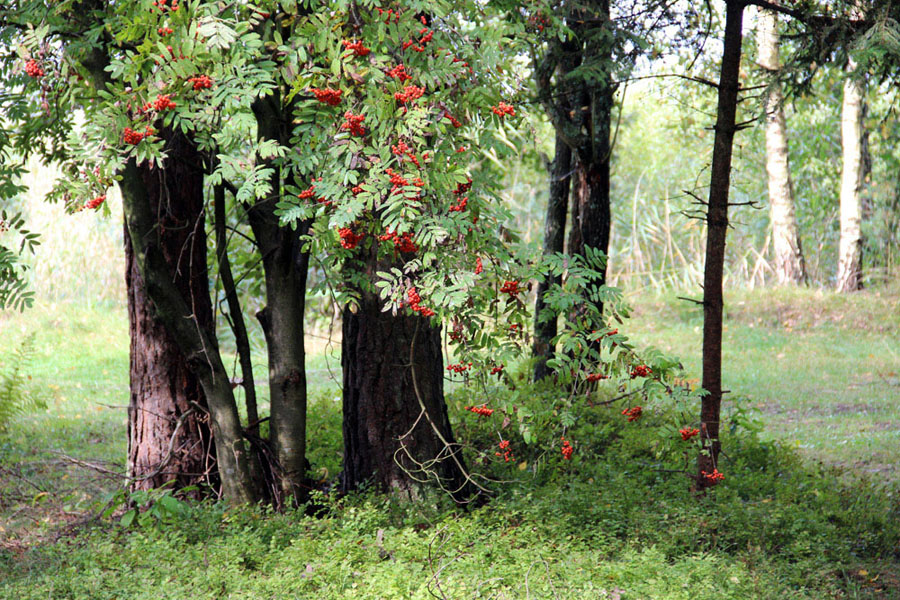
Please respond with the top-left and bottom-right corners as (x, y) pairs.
(2, 288), (899, 599)
(2, 404), (899, 599)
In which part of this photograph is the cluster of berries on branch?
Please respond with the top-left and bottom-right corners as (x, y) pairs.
(560, 437), (574, 460)
(680, 427), (700, 441)
(496, 440), (514, 462)
(123, 126), (155, 145)
(701, 469), (724, 483)
(630, 364), (652, 379)
(446, 362), (472, 374)
(142, 94), (176, 113)
(188, 75), (213, 90)
(464, 404), (493, 416)
(394, 85), (425, 104)
(24, 59), (44, 78)
(585, 373), (608, 382)
(386, 64), (413, 82)
(500, 280), (519, 297)
(151, 0), (179, 13)
(338, 227), (365, 249)
(341, 112), (366, 136)
(342, 40), (371, 57)
(378, 230), (417, 253)
(311, 88), (342, 106)
(85, 196), (106, 210)
(622, 406), (642, 422)
(406, 287), (435, 317)
(491, 102), (516, 118)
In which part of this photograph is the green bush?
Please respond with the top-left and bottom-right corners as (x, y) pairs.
(0, 333), (45, 431)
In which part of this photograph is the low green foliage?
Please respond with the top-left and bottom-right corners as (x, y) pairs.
(0, 333), (45, 431)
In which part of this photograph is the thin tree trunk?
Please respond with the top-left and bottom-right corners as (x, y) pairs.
(837, 59), (865, 292)
(249, 93), (310, 503)
(697, 0), (744, 492)
(533, 135), (572, 381)
(758, 4), (807, 285)
(120, 158), (258, 505)
(341, 290), (473, 503)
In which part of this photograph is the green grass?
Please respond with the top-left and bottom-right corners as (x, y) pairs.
(1, 286), (899, 599)
(627, 284), (900, 479)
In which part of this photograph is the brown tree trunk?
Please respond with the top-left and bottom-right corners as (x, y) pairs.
(837, 58), (866, 292)
(758, 3), (808, 285)
(697, 0), (744, 492)
(341, 291), (473, 503)
(126, 131), (216, 495)
(250, 93), (310, 504)
(533, 134), (572, 381)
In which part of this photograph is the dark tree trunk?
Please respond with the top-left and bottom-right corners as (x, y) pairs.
(697, 0), (744, 492)
(341, 292), (473, 503)
(126, 131), (216, 495)
(249, 92), (310, 504)
(533, 135), (572, 381)
(568, 156), (612, 270)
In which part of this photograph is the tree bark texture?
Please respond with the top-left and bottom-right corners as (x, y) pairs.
(341, 291), (473, 503)
(533, 134), (572, 381)
(837, 59), (865, 292)
(120, 157), (258, 505)
(125, 131), (216, 495)
(250, 93), (310, 502)
(697, 0), (744, 492)
(758, 5), (808, 285)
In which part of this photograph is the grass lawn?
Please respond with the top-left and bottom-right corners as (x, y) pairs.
(1, 286), (898, 599)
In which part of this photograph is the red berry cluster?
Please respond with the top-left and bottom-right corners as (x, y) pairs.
(158, 27), (174, 36)
(622, 406), (642, 422)
(443, 112), (463, 128)
(449, 196), (468, 213)
(560, 437), (574, 460)
(491, 102), (516, 118)
(24, 59), (44, 78)
(394, 85), (425, 104)
(456, 146), (467, 153)
(143, 94), (177, 113)
(311, 88), (342, 105)
(464, 404), (493, 416)
(151, 0), (179, 13)
(407, 287), (435, 317)
(338, 227), (365, 249)
(585, 373), (608, 382)
(496, 440), (514, 462)
(299, 182), (330, 206)
(351, 185), (364, 195)
(188, 75), (213, 90)
(500, 280), (519, 297)
(680, 427), (700, 441)
(340, 111), (366, 136)
(490, 365), (504, 376)
(630, 365), (652, 379)
(701, 469), (724, 483)
(509, 323), (519, 332)
(378, 230), (417, 253)
(386, 64), (412, 82)
(342, 40), (371, 57)
(453, 177), (472, 196)
(474, 257), (483, 275)
(385, 168), (409, 195)
(402, 27), (433, 52)
(123, 126), (154, 145)
(527, 14), (550, 32)
(446, 362), (471, 374)
(85, 195), (106, 210)
(391, 141), (420, 166)
(375, 7), (401, 23)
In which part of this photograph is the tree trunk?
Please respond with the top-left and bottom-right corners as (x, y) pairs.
(250, 93), (310, 503)
(758, 4), (807, 285)
(568, 155), (612, 269)
(120, 157), (258, 505)
(341, 290), (473, 503)
(125, 131), (216, 495)
(837, 59), (865, 292)
(533, 134), (572, 381)
(697, 0), (744, 492)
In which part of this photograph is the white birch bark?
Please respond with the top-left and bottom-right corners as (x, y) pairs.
(758, 5), (807, 285)
(837, 58), (865, 292)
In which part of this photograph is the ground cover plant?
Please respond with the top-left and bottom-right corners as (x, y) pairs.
(1, 289), (899, 599)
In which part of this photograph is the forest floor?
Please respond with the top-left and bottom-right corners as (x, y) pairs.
(0, 285), (898, 599)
